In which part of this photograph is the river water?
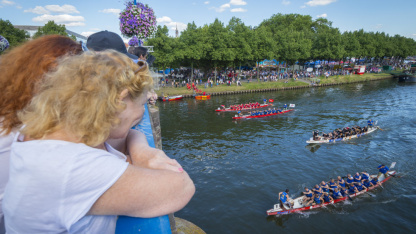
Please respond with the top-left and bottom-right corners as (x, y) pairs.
(156, 78), (416, 233)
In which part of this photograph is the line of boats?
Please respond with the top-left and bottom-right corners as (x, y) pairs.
(159, 94), (396, 217)
(159, 94), (211, 101)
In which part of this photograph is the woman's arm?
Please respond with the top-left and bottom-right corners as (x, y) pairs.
(107, 129), (182, 172)
(88, 164), (195, 218)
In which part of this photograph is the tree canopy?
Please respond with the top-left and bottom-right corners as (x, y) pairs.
(0, 19), (30, 52)
(146, 14), (416, 71)
(33, 21), (76, 40)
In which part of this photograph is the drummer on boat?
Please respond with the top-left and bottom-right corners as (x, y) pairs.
(279, 189), (293, 210)
(377, 164), (390, 178)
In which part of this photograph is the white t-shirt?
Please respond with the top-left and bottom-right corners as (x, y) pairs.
(0, 129), (16, 226)
(3, 135), (129, 233)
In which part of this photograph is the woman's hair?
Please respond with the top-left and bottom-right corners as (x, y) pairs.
(0, 35), (82, 134)
(19, 50), (153, 147)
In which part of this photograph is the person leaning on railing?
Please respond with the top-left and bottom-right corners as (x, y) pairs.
(2, 51), (195, 233)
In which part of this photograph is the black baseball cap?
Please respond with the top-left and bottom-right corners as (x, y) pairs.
(87, 30), (138, 60)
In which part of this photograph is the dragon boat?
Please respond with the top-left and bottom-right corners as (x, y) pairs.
(306, 125), (379, 144)
(267, 163), (397, 216)
(232, 109), (294, 120)
(160, 95), (183, 102)
(215, 104), (270, 112)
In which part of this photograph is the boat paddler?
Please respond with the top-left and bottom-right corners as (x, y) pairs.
(278, 189), (293, 210)
(332, 188), (343, 199)
(354, 172), (362, 184)
(337, 176), (346, 188)
(302, 187), (313, 203)
(377, 164), (390, 178)
(346, 174), (354, 187)
(322, 192), (334, 203)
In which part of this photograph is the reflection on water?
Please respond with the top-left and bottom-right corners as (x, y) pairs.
(157, 79), (416, 233)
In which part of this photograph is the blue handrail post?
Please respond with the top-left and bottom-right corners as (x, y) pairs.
(115, 104), (172, 234)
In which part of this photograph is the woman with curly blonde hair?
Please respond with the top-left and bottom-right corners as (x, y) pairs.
(3, 51), (195, 233)
(0, 35), (82, 232)
(0, 35), (183, 233)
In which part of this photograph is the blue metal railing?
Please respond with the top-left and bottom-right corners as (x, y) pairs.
(115, 104), (171, 234)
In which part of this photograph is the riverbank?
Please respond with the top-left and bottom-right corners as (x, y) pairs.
(155, 73), (394, 97)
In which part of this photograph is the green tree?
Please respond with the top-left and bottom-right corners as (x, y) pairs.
(227, 17), (253, 77)
(179, 22), (206, 80)
(0, 19), (30, 51)
(205, 18), (234, 81)
(311, 19), (344, 61)
(147, 25), (180, 77)
(33, 21), (76, 40)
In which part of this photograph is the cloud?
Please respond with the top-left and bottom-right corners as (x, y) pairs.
(230, 0), (247, 5)
(214, 3), (230, 12)
(300, 5), (306, 8)
(231, 8), (247, 12)
(157, 16), (172, 23)
(204, 1), (210, 4)
(24, 6), (49, 14)
(374, 24), (383, 29)
(156, 16), (187, 36)
(1, 0), (14, 5)
(282, 0), (291, 5)
(99, 8), (121, 15)
(45, 4), (79, 14)
(32, 14), (85, 27)
(306, 0), (336, 7)
(16, 5), (21, 9)
(81, 31), (96, 37)
(317, 13), (327, 18)
(211, 0), (247, 13)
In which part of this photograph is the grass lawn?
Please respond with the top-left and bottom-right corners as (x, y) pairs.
(318, 73), (393, 84)
(155, 73), (393, 96)
(155, 79), (309, 96)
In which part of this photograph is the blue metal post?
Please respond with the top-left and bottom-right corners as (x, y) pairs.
(115, 104), (171, 234)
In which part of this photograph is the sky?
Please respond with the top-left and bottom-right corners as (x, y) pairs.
(1, 0), (416, 43)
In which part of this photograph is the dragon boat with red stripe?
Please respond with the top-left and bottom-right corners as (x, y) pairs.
(232, 108), (294, 120)
(215, 103), (270, 112)
(267, 166), (396, 216)
(160, 95), (183, 102)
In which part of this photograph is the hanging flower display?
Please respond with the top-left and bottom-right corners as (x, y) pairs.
(119, 1), (157, 39)
(0, 35), (10, 52)
(128, 35), (143, 47)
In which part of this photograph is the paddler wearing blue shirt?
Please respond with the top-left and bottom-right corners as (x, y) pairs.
(340, 187), (349, 197)
(361, 171), (370, 181)
(332, 188), (343, 199)
(355, 182), (367, 191)
(348, 184), (359, 194)
(337, 176), (346, 188)
(320, 181), (330, 193)
(354, 172), (362, 184)
(323, 192), (334, 203)
(278, 189), (293, 210)
(377, 164), (390, 178)
(302, 187), (313, 203)
(363, 179), (373, 188)
(371, 177), (381, 187)
(346, 174), (354, 187)
(328, 178), (338, 191)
